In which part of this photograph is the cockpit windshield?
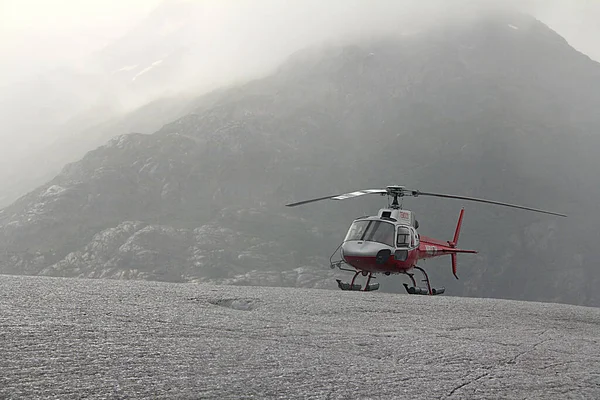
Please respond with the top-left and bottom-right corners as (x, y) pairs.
(344, 220), (395, 247)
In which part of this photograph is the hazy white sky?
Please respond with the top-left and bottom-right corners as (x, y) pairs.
(1, 0), (600, 85)
(0, 0), (163, 81)
(534, 1), (600, 60)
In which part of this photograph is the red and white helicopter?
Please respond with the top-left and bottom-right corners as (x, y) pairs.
(286, 185), (566, 295)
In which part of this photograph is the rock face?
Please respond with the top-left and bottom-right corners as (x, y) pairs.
(39, 218), (335, 288)
(2, 12), (600, 306)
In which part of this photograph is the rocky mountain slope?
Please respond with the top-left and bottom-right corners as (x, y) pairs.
(0, 93), (198, 207)
(1, 12), (600, 306)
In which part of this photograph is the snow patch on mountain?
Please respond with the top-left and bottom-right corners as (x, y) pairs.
(117, 64), (139, 73)
(41, 185), (66, 198)
(132, 60), (164, 82)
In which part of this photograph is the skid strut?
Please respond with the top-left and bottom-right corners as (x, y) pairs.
(403, 266), (445, 295)
(336, 271), (380, 291)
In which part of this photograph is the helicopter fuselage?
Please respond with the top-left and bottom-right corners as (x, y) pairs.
(341, 239), (417, 273)
(340, 234), (466, 274)
(339, 208), (476, 276)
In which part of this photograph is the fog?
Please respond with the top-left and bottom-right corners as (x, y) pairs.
(2, 0), (599, 85)
(0, 0), (599, 206)
(0, 0), (164, 83)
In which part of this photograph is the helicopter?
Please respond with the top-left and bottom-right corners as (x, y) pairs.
(286, 185), (566, 295)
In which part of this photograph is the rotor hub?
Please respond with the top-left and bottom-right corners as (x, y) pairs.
(386, 185), (406, 196)
(386, 186), (407, 209)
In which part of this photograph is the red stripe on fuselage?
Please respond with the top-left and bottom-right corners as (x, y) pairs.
(343, 251), (419, 274)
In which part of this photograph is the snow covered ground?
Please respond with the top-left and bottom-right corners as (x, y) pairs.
(0, 275), (598, 399)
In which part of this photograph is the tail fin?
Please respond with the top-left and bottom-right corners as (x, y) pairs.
(450, 208), (466, 280)
(450, 207), (465, 247)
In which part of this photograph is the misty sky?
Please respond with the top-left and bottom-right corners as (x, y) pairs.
(0, 0), (163, 83)
(1, 0), (600, 87)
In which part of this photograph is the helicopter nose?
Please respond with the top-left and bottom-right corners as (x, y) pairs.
(341, 241), (389, 258)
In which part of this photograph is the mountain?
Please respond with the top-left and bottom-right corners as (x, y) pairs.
(0, 93), (198, 207)
(1, 0), (333, 207)
(0, 0), (238, 207)
(1, 12), (600, 306)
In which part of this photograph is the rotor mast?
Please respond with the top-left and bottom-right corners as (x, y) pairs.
(387, 185), (405, 209)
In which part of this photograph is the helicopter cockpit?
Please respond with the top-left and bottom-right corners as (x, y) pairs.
(344, 220), (396, 247)
(344, 219), (419, 249)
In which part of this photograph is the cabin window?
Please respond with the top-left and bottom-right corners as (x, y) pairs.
(344, 220), (395, 247)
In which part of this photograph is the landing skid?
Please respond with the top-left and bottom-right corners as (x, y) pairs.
(331, 248), (381, 291)
(330, 259), (442, 294)
(402, 266), (445, 295)
(330, 246), (442, 294)
(336, 270), (380, 292)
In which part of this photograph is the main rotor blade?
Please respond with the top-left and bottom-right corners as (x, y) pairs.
(411, 190), (567, 217)
(286, 189), (387, 207)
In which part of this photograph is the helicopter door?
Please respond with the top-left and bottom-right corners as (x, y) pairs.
(396, 226), (410, 248)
